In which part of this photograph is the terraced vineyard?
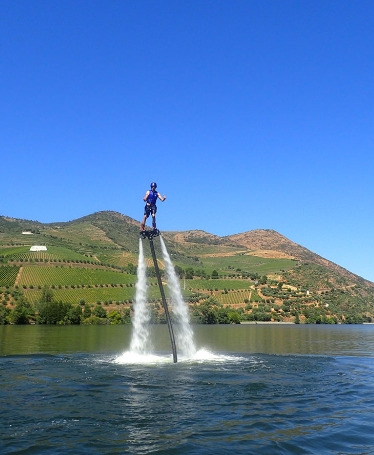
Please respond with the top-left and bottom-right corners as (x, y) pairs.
(0, 246), (93, 262)
(23, 287), (135, 305)
(94, 251), (137, 268)
(185, 278), (253, 291)
(18, 266), (136, 287)
(214, 289), (252, 306)
(0, 265), (20, 287)
(22, 280), (180, 305)
(1, 211), (374, 324)
(198, 254), (297, 275)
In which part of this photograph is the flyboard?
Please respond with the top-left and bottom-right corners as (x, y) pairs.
(140, 229), (177, 363)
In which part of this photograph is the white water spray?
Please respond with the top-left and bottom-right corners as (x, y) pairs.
(160, 236), (196, 357)
(129, 239), (152, 354)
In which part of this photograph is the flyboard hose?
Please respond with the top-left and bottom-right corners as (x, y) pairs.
(148, 236), (178, 363)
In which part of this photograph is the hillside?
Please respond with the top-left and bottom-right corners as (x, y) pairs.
(1, 211), (374, 324)
(226, 230), (374, 288)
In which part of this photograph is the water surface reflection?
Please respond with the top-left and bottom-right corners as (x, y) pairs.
(1, 324), (374, 357)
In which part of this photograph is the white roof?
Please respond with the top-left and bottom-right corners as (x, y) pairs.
(30, 246), (47, 251)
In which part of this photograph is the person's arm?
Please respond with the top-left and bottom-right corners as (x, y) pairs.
(158, 193), (166, 202)
(143, 191), (150, 202)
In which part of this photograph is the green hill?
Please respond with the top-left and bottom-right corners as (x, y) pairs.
(1, 211), (373, 324)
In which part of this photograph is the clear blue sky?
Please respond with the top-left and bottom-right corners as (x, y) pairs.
(1, 0), (373, 281)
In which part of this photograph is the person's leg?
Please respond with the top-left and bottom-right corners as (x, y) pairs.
(140, 215), (147, 230)
(141, 206), (150, 230)
(151, 205), (157, 229)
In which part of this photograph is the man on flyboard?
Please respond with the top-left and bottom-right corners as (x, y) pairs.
(140, 182), (166, 235)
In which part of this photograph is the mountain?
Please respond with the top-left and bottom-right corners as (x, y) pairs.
(1, 211), (373, 323)
(225, 229), (374, 288)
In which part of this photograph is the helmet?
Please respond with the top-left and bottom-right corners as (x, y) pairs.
(150, 182), (157, 189)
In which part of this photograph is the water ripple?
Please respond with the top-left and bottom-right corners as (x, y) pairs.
(1, 353), (374, 454)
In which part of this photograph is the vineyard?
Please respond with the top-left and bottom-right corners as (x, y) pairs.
(94, 251), (137, 268)
(199, 254), (297, 275)
(213, 289), (252, 306)
(185, 278), (252, 291)
(17, 266), (136, 287)
(0, 265), (20, 287)
(23, 287), (135, 305)
(22, 280), (185, 305)
(0, 246), (93, 262)
(1, 211), (374, 324)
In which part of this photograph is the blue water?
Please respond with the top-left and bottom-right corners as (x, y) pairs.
(1, 325), (374, 454)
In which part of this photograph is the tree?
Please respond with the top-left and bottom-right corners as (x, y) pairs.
(216, 307), (229, 324)
(185, 267), (194, 279)
(126, 263), (136, 275)
(174, 265), (184, 279)
(197, 298), (219, 324)
(66, 305), (82, 324)
(83, 305), (92, 319)
(195, 269), (207, 279)
(36, 288), (72, 324)
(122, 307), (131, 324)
(41, 286), (54, 303)
(211, 270), (219, 279)
(9, 298), (35, 324)
(0, 306), (10, 324)
(107, 310), (123, 324)
(146, 266), (157, 278)
(37, 300), (71, 324)
(259, 275), (268, 285)
(228, 311), (241, 324)
(93, 305), (107, 319)
(345, 314), (364, 324)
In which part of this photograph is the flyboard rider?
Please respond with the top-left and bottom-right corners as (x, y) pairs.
(140, 182), (166, 234)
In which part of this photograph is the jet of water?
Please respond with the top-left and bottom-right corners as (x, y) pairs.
(129, 239), (152, 354)
(160, 236), (196, 358)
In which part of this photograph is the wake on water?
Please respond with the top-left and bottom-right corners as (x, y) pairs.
(115, 236), (232, 365)
(114, 348), (244, 365)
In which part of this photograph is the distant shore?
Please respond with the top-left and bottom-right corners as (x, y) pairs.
(240, 321), (295, 324)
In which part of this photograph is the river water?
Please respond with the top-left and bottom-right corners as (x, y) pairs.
(1, 324), (374, 454)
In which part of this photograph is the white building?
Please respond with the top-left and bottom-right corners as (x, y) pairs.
(30, 246), (47, 252)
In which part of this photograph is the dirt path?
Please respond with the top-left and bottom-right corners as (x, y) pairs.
(14, 266), (23, 286)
